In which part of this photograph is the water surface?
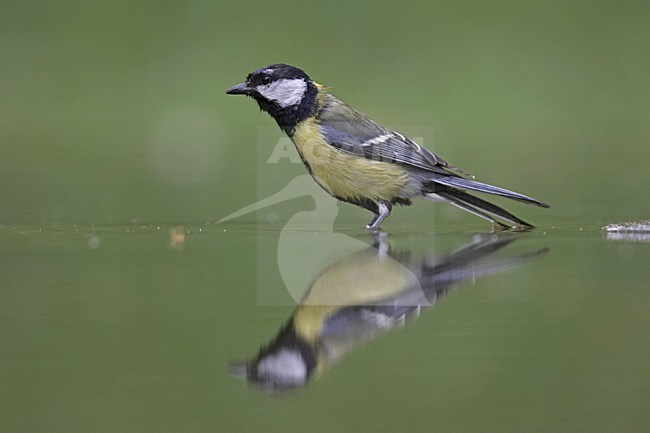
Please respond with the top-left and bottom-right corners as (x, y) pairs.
(2, 223), (648, 432)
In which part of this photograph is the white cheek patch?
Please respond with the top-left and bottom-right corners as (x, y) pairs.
(257, 349), (307, 385)
(256, 78), (307, 108)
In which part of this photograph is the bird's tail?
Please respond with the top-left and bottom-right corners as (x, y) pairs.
(432, 176), (550, 208)
(427, 189), (534, 228)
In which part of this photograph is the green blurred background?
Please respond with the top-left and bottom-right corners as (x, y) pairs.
(2, 0), (650, 227)
(2, 1), (650, 433)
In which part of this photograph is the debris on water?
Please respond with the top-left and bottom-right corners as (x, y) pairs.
(603, 220), (650, 243)
(169, 226), (186, 251)
(87, 235), (102, 250)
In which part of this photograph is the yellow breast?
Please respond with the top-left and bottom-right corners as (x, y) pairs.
(292, 118), (410, 201)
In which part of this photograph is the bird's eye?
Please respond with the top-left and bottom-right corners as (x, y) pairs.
(261, 75), (272, 85)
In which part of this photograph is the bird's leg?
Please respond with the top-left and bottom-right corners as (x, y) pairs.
(365, 215), (379, 230)
(365, 201), (392, 231)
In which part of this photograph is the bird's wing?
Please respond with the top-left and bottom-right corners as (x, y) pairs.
(314, 95), (549, 209)
(317, 95), (466, 176)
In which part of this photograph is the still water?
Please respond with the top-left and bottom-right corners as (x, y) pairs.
(1, 223), (649, 432)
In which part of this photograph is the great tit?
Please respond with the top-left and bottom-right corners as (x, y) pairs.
(226, 64), (549, 230)
(231, 233), (548, 393)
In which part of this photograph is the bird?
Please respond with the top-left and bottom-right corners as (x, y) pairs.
(226, 64), (549, 231)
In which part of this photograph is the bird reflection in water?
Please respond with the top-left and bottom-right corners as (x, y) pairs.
(231, 233), (547, 393)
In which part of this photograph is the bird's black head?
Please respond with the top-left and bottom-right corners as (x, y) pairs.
(226, 64), (318, 135)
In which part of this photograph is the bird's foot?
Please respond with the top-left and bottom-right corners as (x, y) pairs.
(491, 222), (534, 233)
(490, 222), (510, 233)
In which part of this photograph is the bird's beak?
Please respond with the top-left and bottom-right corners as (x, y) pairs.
(226, 82), (252, 95)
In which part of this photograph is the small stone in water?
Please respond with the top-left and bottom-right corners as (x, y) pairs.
(603, 220), (650, 232)
(603, 220), (650, 243)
